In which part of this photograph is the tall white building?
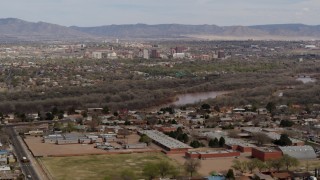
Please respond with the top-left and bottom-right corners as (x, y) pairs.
(92, 52), (103, 59)
(143, 49), (149, 59)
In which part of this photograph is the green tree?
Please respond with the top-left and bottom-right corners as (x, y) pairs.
(45, 112), (54, 120)
(67, 106), (76, 115)
(184, 159), (201, 177)
(190, 140), (204, 148)
(157, 161), (173, 178)
(169, 166), (179, 179)
(252, 159), (267, 172)
(232, 160), (247, 173)
(160, 107), (175, 114)
(213, 138), (219, 147)
(208, 139), (214, 147)
(52, 106), (59, 115)
(247, 160), (257, 173)
(226, 169), (235, 180)
(209, 138), (219, 148)
(102, 106), (109, 114)
(201, 103), (211, 110)
(139, 134), (152, 146)
(64, 122), (75, 133)
(180, 133), (189, 143)
(171, 119), (177, 124)
(58, 113), (64, 119)
(219, 137), (226, 147)
(274, 134), (292, 146)
(265, 160), (274, 172)
(281, 154), (299, 170)
(214, 105), (220, 112)
(143, 163), (159, 180)
(271, 158), (284, 172)
(266, 102), (276, 114)
(81, 111), (88, 118)
(280, 120), (294, 127)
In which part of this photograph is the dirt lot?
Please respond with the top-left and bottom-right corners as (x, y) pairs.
(168, 153), (251, 176)
(24, 134), (157, 157)
(24, 136), (106, 156)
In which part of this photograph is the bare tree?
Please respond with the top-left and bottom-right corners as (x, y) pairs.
(228, 129), (240, 138)
(157, 161), (174, 178)
(251, 132), (272, 145)
(118, 128), (130, 138)
(232, 159), (247, 173)
(184, 159), (201, 177)
(281, 154), (299, 171)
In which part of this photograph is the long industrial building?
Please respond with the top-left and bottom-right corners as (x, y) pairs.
(138, 130), (192, 153)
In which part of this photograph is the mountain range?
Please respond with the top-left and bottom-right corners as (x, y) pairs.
(1, 18), (320, 41)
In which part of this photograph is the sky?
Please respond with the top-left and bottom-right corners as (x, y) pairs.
(0, 0), (319, 27)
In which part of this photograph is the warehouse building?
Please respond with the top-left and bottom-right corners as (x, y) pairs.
(204, 132), (256, 153)
(138, 130), (192, 153)
(278, 145), (317, 160)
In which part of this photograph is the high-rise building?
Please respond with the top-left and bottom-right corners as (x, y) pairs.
(143, 49), (149, 59)
(218, 50), (225, 59)
(170, 48), (176, 55)
(175, 47), (185, 53)
(151, 49), (160, 58)
(138, 49), (144, 58)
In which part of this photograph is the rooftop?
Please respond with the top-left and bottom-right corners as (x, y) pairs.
(139, 130), (191, 150)
(278, 145), (317, 159)
(254, 147), (280, 153)
(266, 132), (303, 143)
(189, 150), (237, 155)
(204, 132), (256, 147)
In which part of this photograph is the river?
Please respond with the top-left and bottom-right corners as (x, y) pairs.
(169, 91), (228, 106)
(296, 77), (317, 84)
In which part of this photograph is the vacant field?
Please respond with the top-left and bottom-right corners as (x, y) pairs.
(168, 153), (251, 176)
(40, 153), (182, 180)
(299, 159), (320, 171)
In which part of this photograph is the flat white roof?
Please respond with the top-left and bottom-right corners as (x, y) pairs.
(139, 130), (191, 150)
(279, 145), (317, 159)
(204, 132), (256, 147)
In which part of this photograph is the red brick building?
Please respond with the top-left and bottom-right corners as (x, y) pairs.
(252, 147), (282, 161)
(157, 126), (177, 133)
(225, 144), (254, 153)
(186, 150), (240, 159)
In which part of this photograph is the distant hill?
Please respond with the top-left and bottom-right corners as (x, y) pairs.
(249, 24), (320, 37)
(71, 24), (224, 38)
(72, 23), (320, 40)
(1, 18), (320, 41)
(0, 18), (93, 41)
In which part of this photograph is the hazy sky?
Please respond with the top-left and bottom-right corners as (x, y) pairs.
(1, 0), (319, 26)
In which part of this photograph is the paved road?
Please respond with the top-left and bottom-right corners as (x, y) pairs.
(7, 127), (39, 180)
(1, 119), (71, 127)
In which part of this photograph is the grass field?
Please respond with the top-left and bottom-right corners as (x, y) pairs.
(40, 153), (183, 180)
